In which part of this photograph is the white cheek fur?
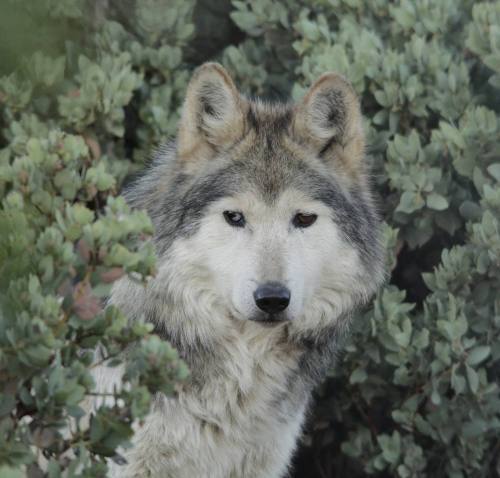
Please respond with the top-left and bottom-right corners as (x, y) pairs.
(172, 205), (366, 329)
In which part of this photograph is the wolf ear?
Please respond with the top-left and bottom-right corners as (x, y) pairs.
(177, 63), (245, 160)
(293, 73), (365, 176)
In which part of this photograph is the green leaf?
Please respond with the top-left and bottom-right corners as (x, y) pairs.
(462, 419), (488, 438)
(466, 345), (491, 366)
(426, 193), (448, 211)
(349, 367), (368, 384)
(396, 191), (425, 214)
(465, 365), (479, 394)
(230, 12), (260, 32)
(0, 466), (24, 478)
(440, 122), (466, 149)
(487, 163), (500, 181)
(451, 367), (466, 395)
(377, 432), (401, 465)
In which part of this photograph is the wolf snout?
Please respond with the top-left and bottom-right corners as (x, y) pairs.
(253, 282), (291, 314)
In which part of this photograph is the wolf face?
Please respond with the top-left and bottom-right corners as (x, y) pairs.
(175, 187), (368, 329)
(122, 63), (385, 342)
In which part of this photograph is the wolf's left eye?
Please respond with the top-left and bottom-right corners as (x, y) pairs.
(223, 211), (246, 228)
(293, 213), (317, 228)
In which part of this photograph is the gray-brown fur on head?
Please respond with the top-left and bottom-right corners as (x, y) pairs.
(126, 64), (383, 278)
(177, 64), (365, 179)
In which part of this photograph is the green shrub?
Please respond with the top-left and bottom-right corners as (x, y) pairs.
(0, 1), (499, 477)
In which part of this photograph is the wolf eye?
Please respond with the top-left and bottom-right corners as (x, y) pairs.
(293, 213), (317, 228)
(223, 211), (245, 228)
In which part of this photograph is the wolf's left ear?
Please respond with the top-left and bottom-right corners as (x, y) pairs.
(293, 73), (365, 176)
(177, 63), (245, 160)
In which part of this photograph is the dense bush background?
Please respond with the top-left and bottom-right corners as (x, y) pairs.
(0, 0), (499, 476)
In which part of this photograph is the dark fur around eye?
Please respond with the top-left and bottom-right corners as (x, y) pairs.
(223, 211), (246, 227)
(293, 213), (317, 228)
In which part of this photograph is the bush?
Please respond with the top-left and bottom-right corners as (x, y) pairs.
(0, 1), (499, 477)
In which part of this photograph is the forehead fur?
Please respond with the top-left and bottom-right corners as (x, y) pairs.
(231, 99), (301, 199)
(208, 97), (359, 205)
(245, 99), (293, 139)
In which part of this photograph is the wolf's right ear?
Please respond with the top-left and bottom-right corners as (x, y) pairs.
(177, 63), (245, 161)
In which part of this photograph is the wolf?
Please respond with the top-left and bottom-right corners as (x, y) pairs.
(92, 62), (385, 478)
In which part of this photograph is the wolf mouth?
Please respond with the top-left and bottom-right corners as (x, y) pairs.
(249, 313), (290, 325)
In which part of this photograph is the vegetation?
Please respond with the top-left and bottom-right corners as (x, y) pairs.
(0, 1), (499, 476)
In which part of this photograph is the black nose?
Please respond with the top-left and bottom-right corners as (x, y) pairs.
(253, 282), (291, 314)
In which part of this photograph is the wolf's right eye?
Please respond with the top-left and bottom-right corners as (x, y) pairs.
(223, 211), (246, 228)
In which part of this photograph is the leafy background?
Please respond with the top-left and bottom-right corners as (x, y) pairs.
(0, 0), (499, 477)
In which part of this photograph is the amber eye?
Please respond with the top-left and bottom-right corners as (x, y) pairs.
(293, 213), (317, 228)
(223, 211), (246, 228)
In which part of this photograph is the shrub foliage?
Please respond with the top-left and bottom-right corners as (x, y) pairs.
(0, 1), (499, 477)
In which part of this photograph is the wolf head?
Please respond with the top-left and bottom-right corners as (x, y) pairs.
(122, 63), (385, 341)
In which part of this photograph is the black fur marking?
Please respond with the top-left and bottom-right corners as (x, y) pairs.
(323, 90), (346, 128)
(169, 172), (189, 193)
(312, 90), (347, 144)
(247, 107), (259, 132)
(318, 136), (337, 157)
(272, 109), (292, 132)
(266, 134), (273, 151)
(327, 110), (337, 124)
(198, 81), (228, 121)
(202, 99), (216, 117)
(269, 323), (346, 425)
(296, 323), (346, 386)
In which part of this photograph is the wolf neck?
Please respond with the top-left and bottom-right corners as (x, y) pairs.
(149, 295), (304, 382)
